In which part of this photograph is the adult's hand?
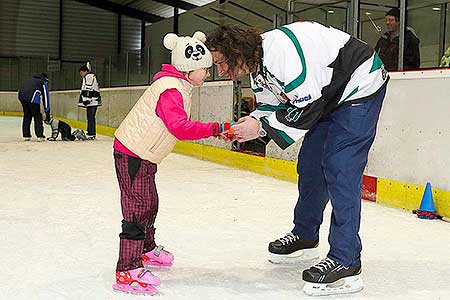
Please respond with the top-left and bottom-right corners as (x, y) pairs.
(44, 112), (52, 124)
(233, 116), (260, 142)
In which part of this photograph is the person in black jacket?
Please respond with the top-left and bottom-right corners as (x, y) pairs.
(374, 7), (420, 71)
(17, 73), (51, 141)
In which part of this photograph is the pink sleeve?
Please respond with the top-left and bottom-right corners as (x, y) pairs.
(155, 88), (218, 140)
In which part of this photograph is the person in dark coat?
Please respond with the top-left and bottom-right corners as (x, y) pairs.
(17, 73), (51, 141)
(375, 7), (420, 71)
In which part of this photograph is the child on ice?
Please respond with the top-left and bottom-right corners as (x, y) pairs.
(45, 117), (87, 141)
(112, 31), (233, 295)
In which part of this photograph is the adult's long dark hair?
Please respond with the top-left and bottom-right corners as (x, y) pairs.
(206, 25), (263, 73)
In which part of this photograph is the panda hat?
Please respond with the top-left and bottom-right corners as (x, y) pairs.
(163, 31), (212, 72)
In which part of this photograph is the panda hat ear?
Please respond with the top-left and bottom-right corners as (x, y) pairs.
(163, 33), (179, 50)
(192, 31), (206, 43)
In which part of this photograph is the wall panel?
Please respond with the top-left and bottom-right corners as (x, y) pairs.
(121, 16), (142, 51)
(62, 0), (118, 61)
(0, 0), (59, 57)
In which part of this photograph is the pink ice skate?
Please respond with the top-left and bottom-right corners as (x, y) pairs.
(112, 267), (160, 295)
(142, 245), (174, 268)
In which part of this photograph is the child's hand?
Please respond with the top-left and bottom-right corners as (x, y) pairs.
(213, 122), (235, 141)
(44, 113), (52, 125)
(221, 126), (235, 141)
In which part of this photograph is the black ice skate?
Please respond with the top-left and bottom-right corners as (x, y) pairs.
(73, 129), (87, 141)
(302, 257), (363, 296)
(268, 232), (319, 264)
(47, 119), (59, 141)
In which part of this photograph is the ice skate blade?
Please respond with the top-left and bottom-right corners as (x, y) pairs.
(112, 284), (158, 296)
(303, 275), (364, 296)
(144, 264), (172, 270)
(268, 248), (319, 265)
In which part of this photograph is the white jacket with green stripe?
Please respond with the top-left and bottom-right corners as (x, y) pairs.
(250, 21), (389, 149)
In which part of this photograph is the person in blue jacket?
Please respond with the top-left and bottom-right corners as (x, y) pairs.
(17, 73), (51, 141)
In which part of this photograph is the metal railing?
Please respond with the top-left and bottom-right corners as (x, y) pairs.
(0, 48), (158, 91)
(0, 46), (235, 92)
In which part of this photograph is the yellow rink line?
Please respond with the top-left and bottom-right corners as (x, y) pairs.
(377, 178), (450, 219)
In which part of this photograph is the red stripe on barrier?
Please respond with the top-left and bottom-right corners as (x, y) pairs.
(362, 175), (377, 202)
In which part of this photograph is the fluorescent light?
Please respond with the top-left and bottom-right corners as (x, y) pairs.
(365, 12), (372, 15)
(432, 7), (441, 11)
(328, 10), (334, 14)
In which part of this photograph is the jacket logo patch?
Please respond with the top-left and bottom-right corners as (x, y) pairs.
(285, 107), (302, 122)
(292, 94), (312, 104)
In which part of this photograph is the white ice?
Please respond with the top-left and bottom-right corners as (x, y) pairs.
(1, 116), (449, 300)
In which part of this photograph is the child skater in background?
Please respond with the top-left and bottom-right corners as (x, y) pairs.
(45, 117), (87, 141)
(78, 62), (101, 140)
(112, 31), (233, 295)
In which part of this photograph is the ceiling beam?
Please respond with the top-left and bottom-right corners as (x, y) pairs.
(151, 0), (198, 11)
(228, 1), (272, 23)
(74, 0), (164, 23)
(124, 0), (140, 5)
(194, 13), (221, 26)
(293, 0), (347, 14)
(210, 8), (251, 26)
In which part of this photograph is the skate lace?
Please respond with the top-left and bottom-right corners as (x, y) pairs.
(137, 268), (154, 280)
(314, 257), (339, 272)
(143, 245), (169, 260)
(135, 269), (155, 288)
(278, 232), (300, 245)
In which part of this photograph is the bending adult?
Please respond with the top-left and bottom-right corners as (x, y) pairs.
(17, 73), (51, 141)
(206, 22), (389, 296)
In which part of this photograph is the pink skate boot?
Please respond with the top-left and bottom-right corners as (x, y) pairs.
(142, 245), (174, 268)
(112, 267), (160, 295)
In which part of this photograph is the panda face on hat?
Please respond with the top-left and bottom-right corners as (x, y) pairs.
(163, 31), (212, 72)
(185, 43), (207, 61)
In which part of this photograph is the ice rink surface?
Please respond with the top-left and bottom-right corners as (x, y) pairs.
(1, 116), (449, 300)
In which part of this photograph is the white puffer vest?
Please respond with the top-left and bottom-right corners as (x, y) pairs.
(115, 76), (193, 163)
